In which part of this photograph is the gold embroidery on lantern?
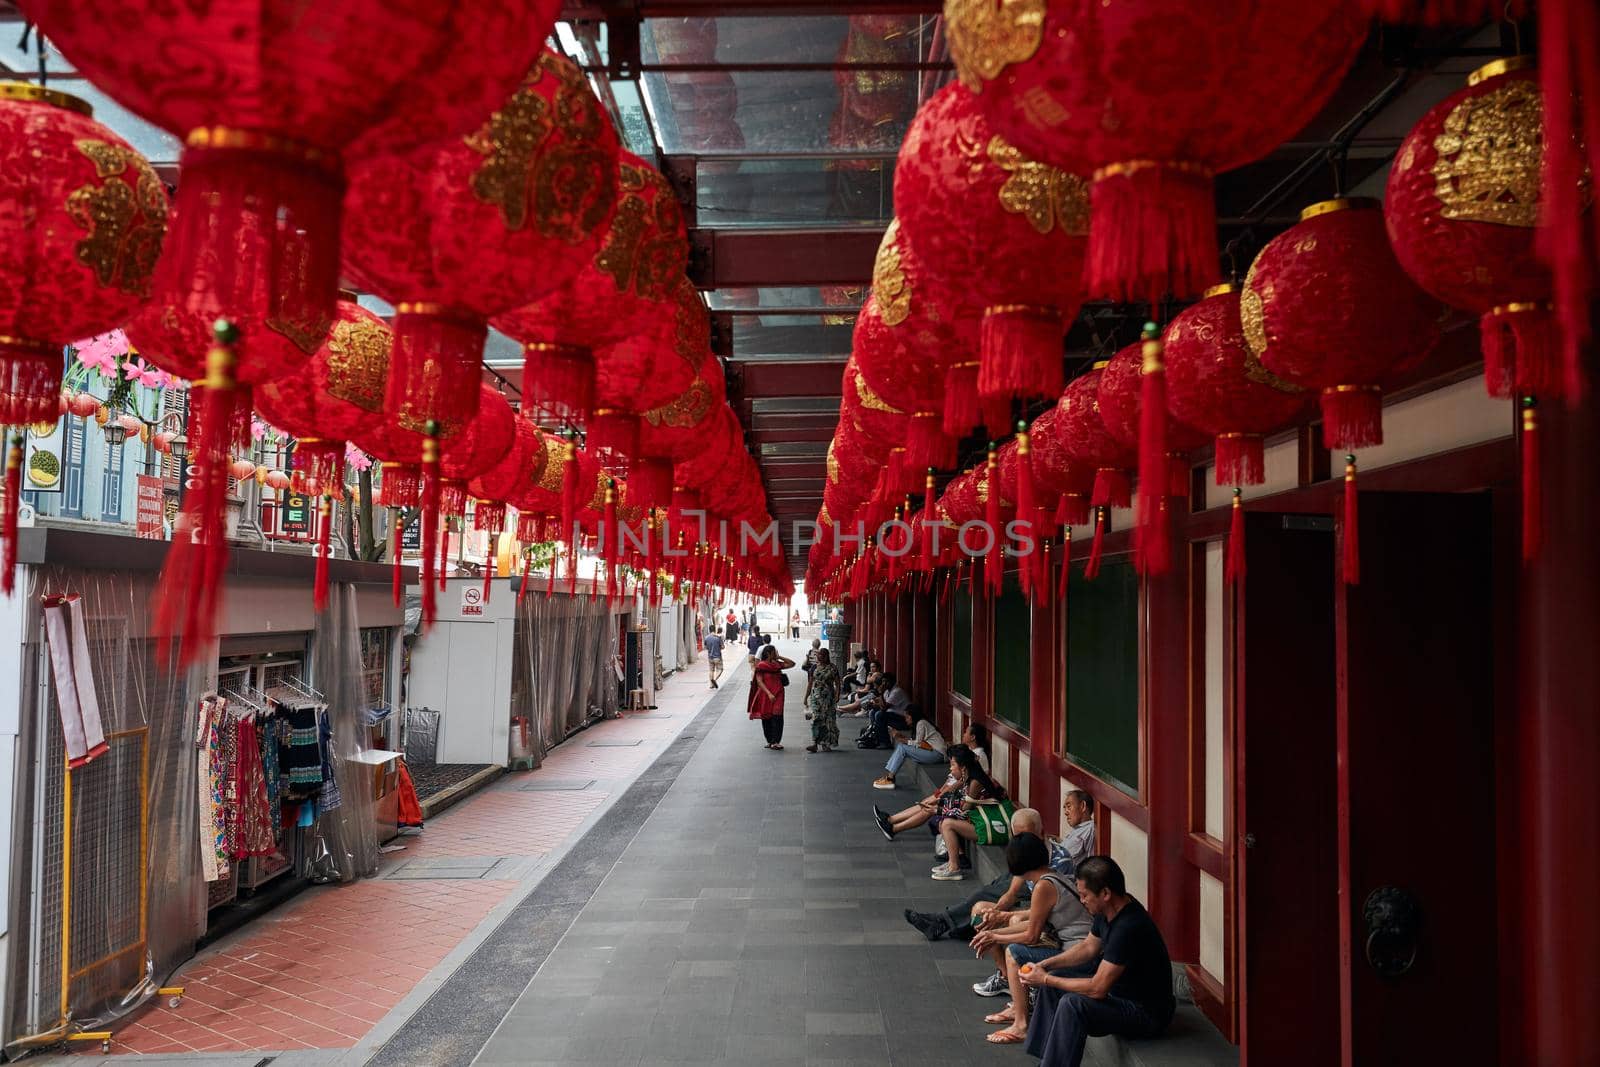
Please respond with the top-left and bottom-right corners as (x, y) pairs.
(945, 0), (1047, 91)
(1239, 268), (1303, 392)
(1432, 79), (1542, 228)
(974, 473), (1013, 510)
(537, 436), (569, 492)
(466, 86), (556, 231)
(534, 144), (617, 243)
(826, 441), (840, 484)
(643, 378), (714, 429)
(541, 52), (604, 140)
(324, 318), (392, 413)
(66, 140), (167, 296)
(872, 221), (912, 327)
(854, 371), (902, 414)
(596, 165), (682, 300)
(988, 136), (1089, 236)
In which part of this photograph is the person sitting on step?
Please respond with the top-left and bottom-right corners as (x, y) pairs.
(902, 806), (1043, 939)
(1020, 856), (1176, 1066)
(872, 744), (986, 852)
(872, 705), (948, 788)
(973, 831), (1095, 1046)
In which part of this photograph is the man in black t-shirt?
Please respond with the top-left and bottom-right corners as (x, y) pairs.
(1018, 856), (1174, 1065)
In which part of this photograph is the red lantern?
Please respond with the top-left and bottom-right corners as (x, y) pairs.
(1163, 284), (1310, 486)
(440, 387), (518, 515)
(0, 84), (165, 426)
(471, 419), (551, 512)
(1244, 198), (1443, 452)
(944, 0), (1363, 304)
(344, 49), (620, 445)
(1385, 58), (1558, 400)
(495, 153), (689, 421)
(1030, 405), (1097, 529)
(895, 81), (1088, 406)
(587, 276), (704, 471)
(68, 392), (101, 419)
(1056, 365), (1136, 577)
(855, 225), (965, 471)
(265, 469), (291, 492)
(254, 294), (395, 492)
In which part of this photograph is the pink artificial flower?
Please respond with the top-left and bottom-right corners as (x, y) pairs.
(251, 416), (268, 442)
(72, 330), (128, 375)
(345, 443), (374, 472)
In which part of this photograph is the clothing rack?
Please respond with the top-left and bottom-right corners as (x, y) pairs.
(266, 677), (325, 704)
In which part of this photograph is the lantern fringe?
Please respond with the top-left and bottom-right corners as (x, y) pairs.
(439, 480), (469, 520)
(1319, 387), (1384, 451)
(2, 436), (21, 596)
(1481, 305), (1563, 399)
(1055, 494), (1090, 530)
(1088, 162), (1219, 304)
(587, 411), (640, 464)
(292, 439), (344, 498)
(628, 457), (674, 512)
(313, 496), (332, 613)
(389, 309), (486, 441)
(943, 363), (1012, 438)
(1085, 509), (1106, 581)
(378, 463), (422, 509)
(1521, 398), (1542, 562)
(1091, 468), (1132, 510)
(0, 342), (64, 426)
(1226, 490), (1246, 585)
(1136, 332), (1171, 577)
(908, 413), (956, 471)
(153, 335), (241, 666)
(979, 305), (1065, 401)
(167, 141), (341, 359)
(519, 553), (532, 607)
(1215, 434), (1266, 487)
(523, 343), (595, 421)
(560, 443), (582, 537)
(1342, 455), (1361, 586)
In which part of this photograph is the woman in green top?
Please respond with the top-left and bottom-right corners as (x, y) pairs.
(805, 648), (842, 752)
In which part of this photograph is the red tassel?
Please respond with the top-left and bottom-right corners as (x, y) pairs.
(559, 440), (581, 541)
(628, 457), (674, 512)
(420, 433), (442, 628)
(978, 305), (1065, 401)
(1214, 434), (1265, 487)
(588, 410), (640, 466)
(1521, 397), (1542, 562)
(518, 552), (532, 607)
(920, 471), (937, 575)
(438, 510), (450, 593)
(942, 363), (981, 438)
(1015, 425), (1038, 598)
(2, 435), (21, 596)
(1319, 386), (1384, 451)
(1341, 455), (1360, 586)
(1055, 494), (1090, 530)
(1087, 160), (1218, 304)
(392, 542), (403, 607)
(1360, 0), (1525, 25)
(522, 342), (595, 421)
(1539, 0), (1598, 406)
(1167, 456), (1189, 501)
(1136, 326), (1171, 577)
(388, 307), (485, 442)
(1084, 508), (1106, 581)
(0, 339), (65, 426)
(1057, 529), (1072, 599)
(313, 495), (332, 613)
(1481, 304), (1564, 399)
(153, 325), (242, 665)
(378, 462), (422, 508)
(908, 412), (956, 471)
(1091, 468), (1132, 510)
(603, 481), (618, 606)
(483, 557), (493, 604)
(983, 447), (1003, 597)
(292, 438), (344, 497)
(1225, 490), (1246, 585)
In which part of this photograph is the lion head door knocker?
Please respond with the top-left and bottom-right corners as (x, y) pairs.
(1362, 886), (1422, 978)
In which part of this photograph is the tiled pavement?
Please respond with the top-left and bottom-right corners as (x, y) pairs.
(53, 649), (729, 1063)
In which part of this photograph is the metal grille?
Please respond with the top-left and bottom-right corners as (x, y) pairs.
(65, 732), (148, 1004)
(405, 706), (440, 766)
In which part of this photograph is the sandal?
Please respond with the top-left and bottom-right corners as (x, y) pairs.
(986, 1030), (1026, 1045)
(984, 1006), (1016, 1024)
(770, 744), (783, 750)
(805, 744), (819, 753)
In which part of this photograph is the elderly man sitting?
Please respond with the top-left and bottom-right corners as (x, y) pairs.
(902, 790), (1097, 960)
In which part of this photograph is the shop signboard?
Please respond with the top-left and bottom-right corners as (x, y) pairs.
(23, 420), (63, 495)
(401, 518), (421, 551)
(135, 475), (164, 539)
(281, 492), (310, 535)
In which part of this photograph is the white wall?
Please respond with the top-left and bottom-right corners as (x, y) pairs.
(1016, 750), (1031, 808)
(1200, 870), (1226, 982)
(1204, 543), (1225, 841)
(1108, 809), (1149, 902)
(991, 734), (1011, 794)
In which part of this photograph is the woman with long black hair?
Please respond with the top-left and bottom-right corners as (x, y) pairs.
(747, 643), (795, 750)
(931, 746), (1008, 880)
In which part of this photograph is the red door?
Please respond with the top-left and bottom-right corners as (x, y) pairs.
(1336, 492), (1497, 1065)
(1235, 511), (1341, 1065)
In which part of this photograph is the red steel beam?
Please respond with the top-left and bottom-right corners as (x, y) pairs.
(692, 227), (884, 288)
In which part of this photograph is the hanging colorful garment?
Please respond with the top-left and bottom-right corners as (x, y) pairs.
(317, 708), (343, 813)
(230, 715), (277, 859)
(277, 700), (325, 800)
(220, 710), (243, 858)
(194, 696), (228, 881)
(258, 713), (283, 845)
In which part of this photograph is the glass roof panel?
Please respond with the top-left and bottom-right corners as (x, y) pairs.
(705, 286), (863, 313)
(695, 156), (893, 228)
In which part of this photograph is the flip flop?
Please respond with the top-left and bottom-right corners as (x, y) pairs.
(986, 1030), (1026, 1045)
(984, 1006), (1016, 1024)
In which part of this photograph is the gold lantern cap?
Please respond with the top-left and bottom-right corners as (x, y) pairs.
(0, 81), (92, 117)
(1468, 55), (1534, 87)
(1300, 197), (1379, 222)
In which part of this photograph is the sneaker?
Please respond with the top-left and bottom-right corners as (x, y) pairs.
(973, 970), (1010, 997)
(874, 809), (895, 841)
(872, 776), (895, 790)
(934, 838), (948, 860)
(932, 866), (965, 881)
(904, 910), (949, 942)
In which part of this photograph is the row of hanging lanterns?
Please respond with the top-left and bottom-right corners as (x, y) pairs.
(809, 0), (1592, 603)
(1, 5), (790, 661)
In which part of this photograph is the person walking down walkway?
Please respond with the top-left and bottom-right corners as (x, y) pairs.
(790, 610), (801, 639)
(703, 631), (724, 689)
(804, 648), (841, 753)
(748, 644), (794, 750)
(724, 611), (739, 644)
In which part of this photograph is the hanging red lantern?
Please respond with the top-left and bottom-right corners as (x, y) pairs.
(1244, 198), (1443, 452)
(345, 49), (620, 445)
(1163, 284), (1311, 487)
(440, 387), (518, 514)
(68, 392), (101, 419)
(495, 152), (689, 421)
(1030, 405), (1097, 529)
(1384, 57), (1559, 400)
(635, 351), (724, 511)
(1357, 0), (1525, 25)
(854, 225), (965, 471)
(0, 84), (165, 426)
(264, 469), (291, 492)
(255, 294), (395, 494)
(1056, 365), (1136, 577)
(943, 0), (1363, 304)
(587, 275), (704, 471)
(895, 80), (1088, 406)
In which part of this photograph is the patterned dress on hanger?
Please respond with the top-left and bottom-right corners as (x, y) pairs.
(195, 696), (228, 881)
(230, 715), (277, 858)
